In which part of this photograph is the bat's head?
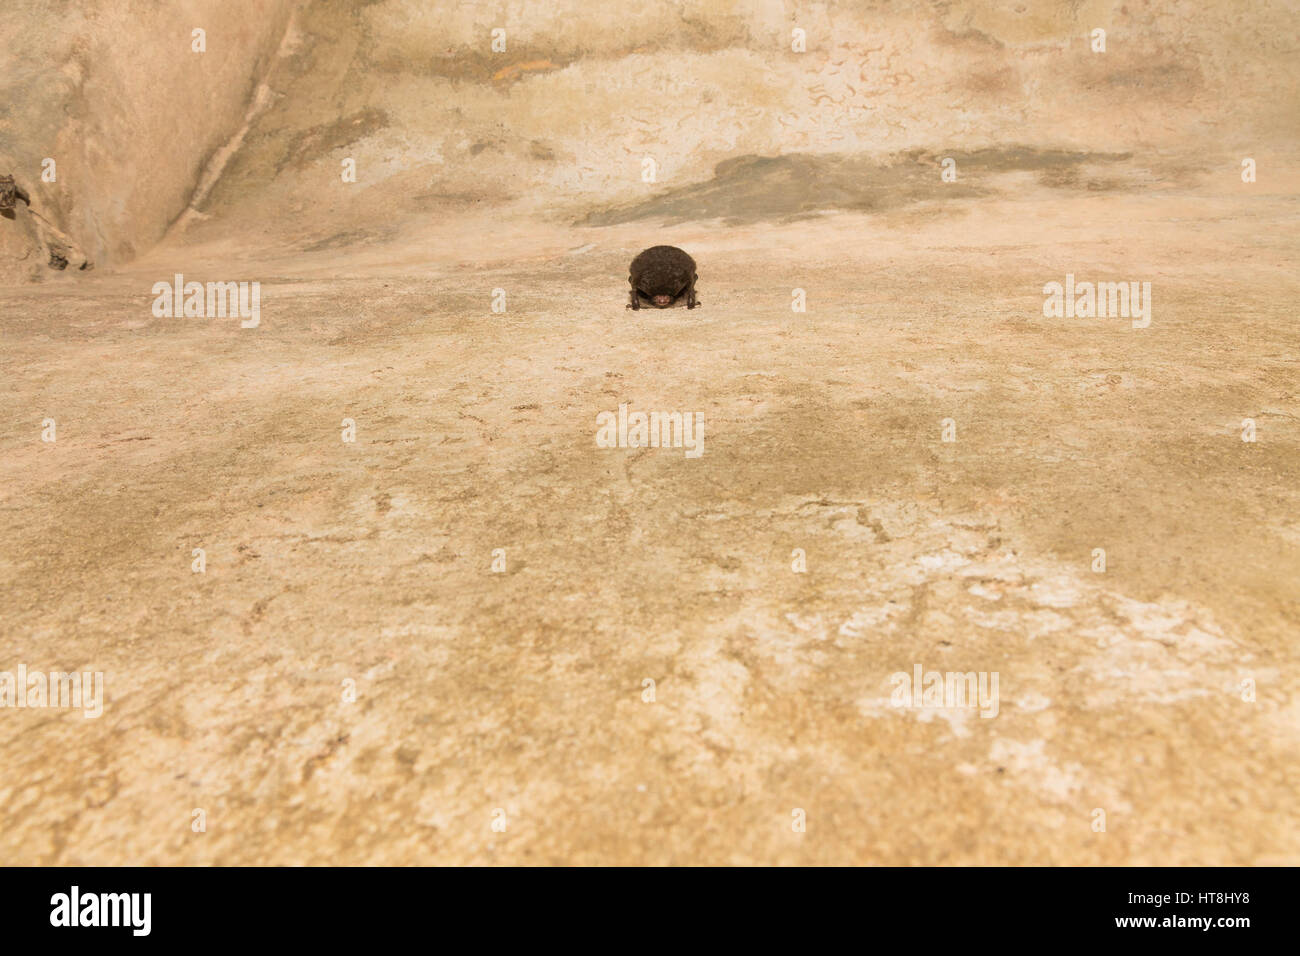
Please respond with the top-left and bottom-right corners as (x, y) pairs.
(651, 294), (674, 307)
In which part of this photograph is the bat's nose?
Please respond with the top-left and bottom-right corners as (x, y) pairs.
(652, 295), (673, 306)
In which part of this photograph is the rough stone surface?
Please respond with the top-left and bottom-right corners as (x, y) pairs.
(0, 0), (300, 280)
(0, 1), (1296, 864)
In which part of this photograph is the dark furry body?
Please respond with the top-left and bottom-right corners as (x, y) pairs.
(627, 245), (699, 309)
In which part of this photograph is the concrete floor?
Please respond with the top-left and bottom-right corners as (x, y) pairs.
(2, 178), (1298, 863)
(0, 0), (1297, 864)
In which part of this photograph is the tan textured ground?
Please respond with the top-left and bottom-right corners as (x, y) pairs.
(1, 1), (1298, 865)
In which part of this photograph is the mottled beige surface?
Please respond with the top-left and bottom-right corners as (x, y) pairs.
(0, 0), (299, 279)
(0, 1), (1298, 864)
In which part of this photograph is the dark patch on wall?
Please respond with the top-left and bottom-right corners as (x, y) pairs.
(578, 147), (1142, 227)
(1103, 61), (1202, 90)
(301, 226), (396, 252)
(282, 108), (390, 171)
(365, 15), (755, 84)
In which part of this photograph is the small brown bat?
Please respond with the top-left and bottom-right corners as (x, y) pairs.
(627, 245), (699, 310)
(0, 174), (31, 220)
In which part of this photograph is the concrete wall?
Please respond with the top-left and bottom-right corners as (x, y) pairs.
(189, 0), (1299, 252)
(2, 0), (1296, 279)
(0, 0), (299, 281)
